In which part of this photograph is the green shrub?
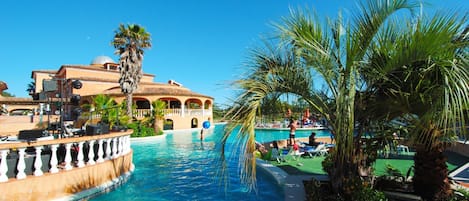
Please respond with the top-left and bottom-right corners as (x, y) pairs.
(128, 121), (156, 137)
(352, 186), (387, 201)
(321, 151), (335, 175)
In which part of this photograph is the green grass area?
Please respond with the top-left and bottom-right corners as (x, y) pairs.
(268, 151), (465, 176)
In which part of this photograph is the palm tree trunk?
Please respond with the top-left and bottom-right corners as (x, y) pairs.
(154, 119), (159, 134)
(126, 93), (133, 120)
(413, 144), (452, 200)
(328, 138), (361, 199)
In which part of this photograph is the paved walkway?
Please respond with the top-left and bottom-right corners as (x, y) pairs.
(256, 159), (329, 201)
(284, 175), (309, 201)
(284, 174), (329, 201)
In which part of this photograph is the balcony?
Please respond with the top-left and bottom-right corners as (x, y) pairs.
(0, 130), (133, 200)
(87, 108), (211, 120)
(133, 108), (212, 119)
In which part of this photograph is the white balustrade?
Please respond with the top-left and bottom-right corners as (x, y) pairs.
(0, 150), (9, 182)
(87, 140), (95, 165)
(64, 143), (73, 170)
(123, 136), (130, 154)
(126, 136), (131, 153)
(34, 146), (43, 176)
(118, 137), (124, 156)
(112, 138), (117, 159)
(96, 139), (104, 163)
(106, 139), (112, 160)
(50, 144), (59, 173)
(134, 109), (151, 119)
(16, 148), (26, 179)
(0, 131), (132, 183)
(76, 142), (85, 168)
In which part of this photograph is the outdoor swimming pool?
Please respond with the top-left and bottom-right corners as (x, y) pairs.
(91, 124), (315, 201)
(254, 128), (331, 143)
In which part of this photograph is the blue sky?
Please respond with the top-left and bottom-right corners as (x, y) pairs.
(1, 0), (467, 107)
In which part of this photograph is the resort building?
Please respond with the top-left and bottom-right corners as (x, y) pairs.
(28, 55), (214, 130)
(0, 56), (214, 200)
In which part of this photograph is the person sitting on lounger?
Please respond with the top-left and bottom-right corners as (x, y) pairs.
(308, 132), (320, 147)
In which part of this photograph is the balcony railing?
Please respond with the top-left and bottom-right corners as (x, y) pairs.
(133, 108), (211, 119)
(135, 109), (151, 118)
(0, 131), (132, 182)
(163, 108), (182, 117)
(85, 108), (212, 120)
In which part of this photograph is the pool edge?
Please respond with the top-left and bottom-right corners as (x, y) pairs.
(256, 158), (288, 186)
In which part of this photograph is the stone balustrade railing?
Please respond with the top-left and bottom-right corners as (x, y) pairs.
(163, 108), (182, 117)
(0, 131), (132, 183)
(84, 108), (211, 120)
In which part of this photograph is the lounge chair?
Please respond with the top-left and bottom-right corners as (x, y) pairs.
(397, 145), (410, 155)
(304, 143), (328, 157)
(270, 148), (284, 163)
(291, 148), (305, 161)
(282, 148), (294, 161)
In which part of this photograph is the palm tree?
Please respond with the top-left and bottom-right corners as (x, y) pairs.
(222, 0), (416, 197)
(279, 1), (419, 196)
(222, 42), (312, 190)
(112, 24), (152, 118)
(362, 12), (469, 200)
(91, 94), (116, 123)
(26, 81), (35, 96)
(150, 100), (166, 134)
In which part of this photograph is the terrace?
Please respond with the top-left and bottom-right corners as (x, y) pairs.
(0, 130), (133, 201)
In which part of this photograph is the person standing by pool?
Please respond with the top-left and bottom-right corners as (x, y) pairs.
(288, 119), (297, 146)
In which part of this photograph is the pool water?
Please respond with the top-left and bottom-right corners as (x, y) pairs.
(90, 124), (290, 201)
(254, 129), (331, 143)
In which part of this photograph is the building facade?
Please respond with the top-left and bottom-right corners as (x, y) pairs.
(30, 56), (213, 130)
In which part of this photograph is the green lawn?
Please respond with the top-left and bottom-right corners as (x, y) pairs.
(269, 151), (465, 176)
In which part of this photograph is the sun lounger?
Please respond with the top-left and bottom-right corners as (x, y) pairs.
(304, 143), (328, 157)
(270, 148), (285, 163)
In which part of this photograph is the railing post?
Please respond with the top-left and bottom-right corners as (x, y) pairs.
(34, 146), (44, 176)
(112, 137), (117, 159)
(16, 148), (27, 179)
(118, 137), (124, 156)
(0, 150), (9, 182)
(87, 140), (95, 165)
(49, 144), (59, 173)
(96, 139), (104, 163)
(76, 141), (85, 168)
(127, 135), (131, 153)
(106, 138), (112, 160)
(123, 135), (130, 154)
(64, 143), (73, 170)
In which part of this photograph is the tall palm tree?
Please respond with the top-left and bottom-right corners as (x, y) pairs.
(222, 0), (416, 197)
(279, 1), (418, 196)
(26, 81), (35, 96)
(363, 12), (469, 200)
(112, 24), (152, 118)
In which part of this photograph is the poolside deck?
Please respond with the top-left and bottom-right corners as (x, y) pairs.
(262, 150), (469, 201)
(271, 151), (466, 176)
